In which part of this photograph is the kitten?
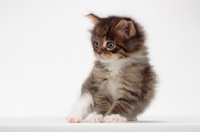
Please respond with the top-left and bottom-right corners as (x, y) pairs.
(67, 14), (157, 123)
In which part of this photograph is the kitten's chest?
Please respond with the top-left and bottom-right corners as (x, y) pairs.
(99, 75), (123, 102)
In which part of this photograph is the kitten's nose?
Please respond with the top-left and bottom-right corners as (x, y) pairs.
(97, 51), (103, 55)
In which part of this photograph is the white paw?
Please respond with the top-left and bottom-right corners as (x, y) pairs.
(67, 115), (82, 123)
(89, 114), (103, 123)
(103, 114), (127, 123)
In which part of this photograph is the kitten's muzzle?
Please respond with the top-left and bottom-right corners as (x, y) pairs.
(97, 51), (103, 55)
(97, 48), (105, 55)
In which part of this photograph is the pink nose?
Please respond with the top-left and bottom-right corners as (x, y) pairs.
(97, 51), (103, 55)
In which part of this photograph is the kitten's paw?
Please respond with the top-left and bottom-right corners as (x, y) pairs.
(103, 114), (127, 123)
(89, 114), (103, 123)
(67, 115), (82, 123)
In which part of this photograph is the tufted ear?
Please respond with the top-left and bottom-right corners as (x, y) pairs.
(87, 13), (100, 24)
(115, 19), (136, 38)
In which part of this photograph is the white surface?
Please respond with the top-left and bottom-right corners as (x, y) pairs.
(0, 116), (200, 132)
(0, 0), (200, 117)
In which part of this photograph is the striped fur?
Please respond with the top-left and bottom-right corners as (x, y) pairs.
(68, 14), (157, 123)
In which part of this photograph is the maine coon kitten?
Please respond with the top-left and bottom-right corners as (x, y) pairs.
(67, 14), (157, 123)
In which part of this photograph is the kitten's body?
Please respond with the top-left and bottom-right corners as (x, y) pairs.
(67, 14), (157, 123)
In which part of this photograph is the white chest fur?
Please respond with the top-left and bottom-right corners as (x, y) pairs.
(105, 58), (127, 76)
(98, 54), (146, 102)
(99, 59), (126, 101)
(105, 76), (122, 102)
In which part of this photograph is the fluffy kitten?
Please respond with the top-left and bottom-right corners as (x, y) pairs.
(67, 14), (157, 123)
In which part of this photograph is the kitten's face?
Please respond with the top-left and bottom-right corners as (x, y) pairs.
(91, 17), (131, 62)
(92, 37), (124, 62)
(88, 14), (145, 63)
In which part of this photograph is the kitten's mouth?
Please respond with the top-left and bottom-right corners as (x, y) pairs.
(99, 55), (104, 59)
(99, 55), (107, 60)
(95, 53), (110, 61)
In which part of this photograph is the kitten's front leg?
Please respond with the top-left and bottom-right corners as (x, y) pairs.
(67, 93), (94, 123)
(89, 94), (111, 123)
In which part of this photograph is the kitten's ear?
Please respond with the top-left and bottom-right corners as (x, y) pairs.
(87, 14), (100, 24)
(115, 19), (136, 38)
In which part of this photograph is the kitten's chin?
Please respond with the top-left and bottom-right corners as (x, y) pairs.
(97, 56), (117, 63)
(95, 54), (109, 61)
(95, 54), (119, 63)
(97, 56), (109, 62)
(95, 56), (112, 63)
(94, 53), (118, 63)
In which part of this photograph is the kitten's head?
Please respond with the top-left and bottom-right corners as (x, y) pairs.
(87, 14), (146, 63)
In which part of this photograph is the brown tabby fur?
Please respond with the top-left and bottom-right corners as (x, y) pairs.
(81, 14), (157, 120)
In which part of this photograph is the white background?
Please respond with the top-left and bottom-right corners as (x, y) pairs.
(0, 0), (200, 117)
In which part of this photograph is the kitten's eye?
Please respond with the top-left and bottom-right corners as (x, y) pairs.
(106, 42), (115, 49)
(93, 41), (99, 49)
